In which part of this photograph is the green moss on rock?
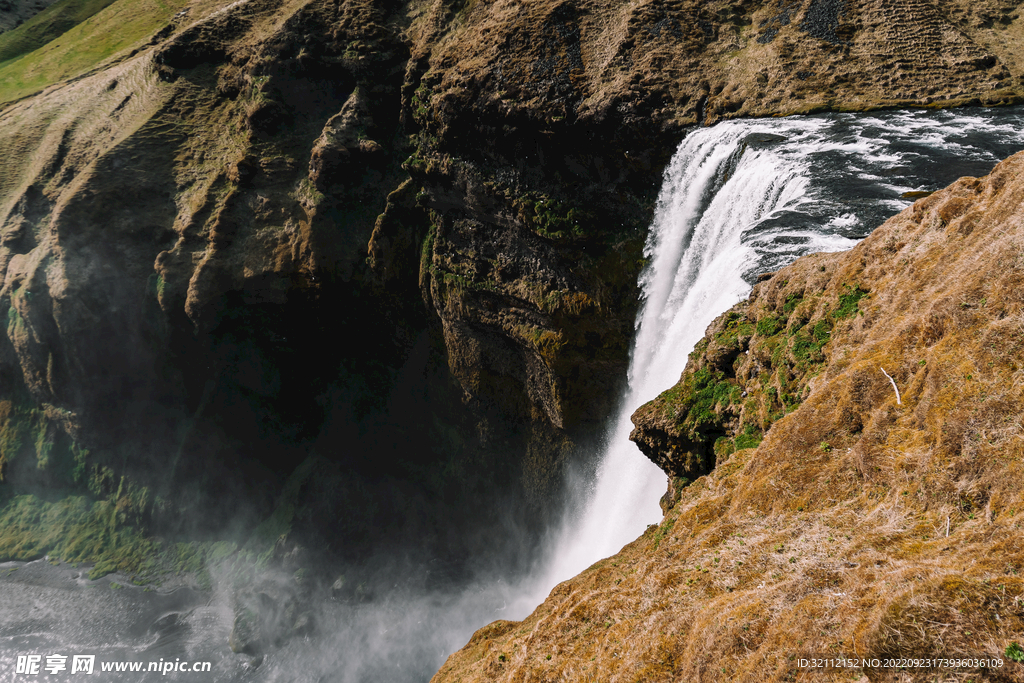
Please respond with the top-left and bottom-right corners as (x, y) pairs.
(835, 285), (869, 319)
(632, 276), (871, 483)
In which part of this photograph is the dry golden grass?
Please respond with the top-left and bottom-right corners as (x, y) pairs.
(432, 154), (1024, 683)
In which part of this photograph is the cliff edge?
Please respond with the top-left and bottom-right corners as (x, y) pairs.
(0, 0), (1023, 637)
(432, 150), (1024, 681)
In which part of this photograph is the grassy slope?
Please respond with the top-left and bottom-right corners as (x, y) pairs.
(0, 0), (122, 64)
(0, 0), (185, 104)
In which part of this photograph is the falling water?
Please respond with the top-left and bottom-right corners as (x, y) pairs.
(534, 106), (1024, 592)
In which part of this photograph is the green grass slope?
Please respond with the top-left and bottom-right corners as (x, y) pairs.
(0, 0), (122, 64)
(0, 0), (185, 104)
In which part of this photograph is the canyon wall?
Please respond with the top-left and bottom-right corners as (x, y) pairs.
(0, 0), (1021, 590)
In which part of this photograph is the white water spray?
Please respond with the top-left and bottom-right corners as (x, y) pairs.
(532, 119), (868, 594)
(523, 106), (1024, 603)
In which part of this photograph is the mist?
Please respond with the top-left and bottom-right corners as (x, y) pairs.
(5, 105), (1024, 683)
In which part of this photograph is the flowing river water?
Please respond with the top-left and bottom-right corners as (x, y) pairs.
(2, 106), (1024, 682)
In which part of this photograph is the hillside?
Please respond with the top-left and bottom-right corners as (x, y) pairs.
(431, 150), (1024, 681)
(0, 0), (1023, 666)
(0, 0), (61, 34)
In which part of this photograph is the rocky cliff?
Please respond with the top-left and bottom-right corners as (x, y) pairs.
(0, 0), (1023, 623)
(432, 150), (1024, 681)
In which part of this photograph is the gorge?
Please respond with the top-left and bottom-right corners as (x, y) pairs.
(4, 106), (1024, 681)
(1, 0), (1024, 680)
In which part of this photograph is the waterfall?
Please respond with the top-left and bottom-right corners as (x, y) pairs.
(533, 120), (848, 590)
(528, 106), (1024, 597)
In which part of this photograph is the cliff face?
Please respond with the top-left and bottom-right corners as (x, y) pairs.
(432, 152), (1024, 681)
(415, 0), (1022, 134)
(405, 0), (1024, 450)
(0, 0), (1022, 595)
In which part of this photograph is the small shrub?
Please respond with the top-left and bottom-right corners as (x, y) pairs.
(734, 425), (763, 450)
(835, 285), (869, 319)
(757, 315), (784, 336)
(812, 319), (832, 343)
(714, 436), (735, 459)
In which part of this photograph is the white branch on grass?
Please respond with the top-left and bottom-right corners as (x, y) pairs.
(880, 367), (901, 405)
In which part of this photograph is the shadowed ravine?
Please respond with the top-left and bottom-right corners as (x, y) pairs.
(3, 106), (1024, 682)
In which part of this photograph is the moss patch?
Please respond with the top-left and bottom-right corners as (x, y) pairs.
(835, 285), (869, 319)
(635, 279), (871, 480)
